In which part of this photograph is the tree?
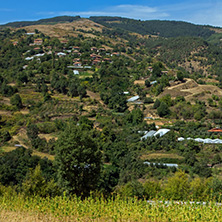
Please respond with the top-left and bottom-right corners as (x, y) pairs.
(27, 124), (39, 141)
(164, 170), (190, 200)
(55, 124), (102, 196)
(22, 165), (59, 197)
(177, 71), (184, 82)
(157, 102), (170, 117)
(153, 99), (160, 109)
(145, 79), (151, 87)
(10, 93), (22, 109)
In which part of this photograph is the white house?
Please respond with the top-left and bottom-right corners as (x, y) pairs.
(73, 70), (79, 75)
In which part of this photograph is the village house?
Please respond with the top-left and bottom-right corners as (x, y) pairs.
(96, 55), (102, 59)
(72, 50), (81, 56)
(56, 52), (66, 57)
(208, 128), (222, 133)
(103, 58), (112, 63)
(73, 58), (80, 62)
(73, 70), (79, 75)
(13, 41), (18, 46)
(112, 52), (120, 56)
(148, 66), (153, 72)
(90, 54), (97, 59)
(73, 46), (80, 50)
(98, 48), (106, 53)
(34, 38), (43, 45)
(91, 47), (97, 52)
(60, 40), (68, 44)
(92, 59), (101, 65)
(73, 62), (82, 67)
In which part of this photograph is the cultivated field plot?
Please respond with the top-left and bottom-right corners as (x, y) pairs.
(37, 100), (79, 117)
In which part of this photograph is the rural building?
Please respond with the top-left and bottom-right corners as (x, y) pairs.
(177, 137), (222, 144)
(140, 130), (156, 140)
(92, 59), (101, 65)
(148, 66), (153, 72)
(34, 38), (43, 45)
(150, 80), (157, 85)
(91, 47), (97, 51)
(140, 129), (170, 140)
(60, 40), (68, 44)
(56, 52), (66, 57)
(154, 129), (170, 137)
(13, 41), (18, 46)
(90, 54), (97, 59)
(127, 95), (140, 102)
(208, 128), (222, 133)
(144, 161), (178, 168)
(73, 70), (79, 75)
(103, 58), (112, 63)
(112, 52), (120, 56)
(73, 46), (80, 50)
(74, 62), (82, 67)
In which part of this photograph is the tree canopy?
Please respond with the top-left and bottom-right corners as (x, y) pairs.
(55, 124), (102, 196)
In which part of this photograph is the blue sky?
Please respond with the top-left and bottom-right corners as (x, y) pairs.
(1, 0), (222, 27)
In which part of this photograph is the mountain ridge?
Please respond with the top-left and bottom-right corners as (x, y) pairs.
(1, 15), (222, 39)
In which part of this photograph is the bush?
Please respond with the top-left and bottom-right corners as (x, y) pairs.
(10, 94), (22, 109)
(157, 102), (170, 117)
(144, 97), (154, 104)
(37, 122), (57, 134)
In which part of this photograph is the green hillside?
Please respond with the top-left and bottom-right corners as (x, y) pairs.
(1, 16), (81, 28)
(90, 16), (216, 38)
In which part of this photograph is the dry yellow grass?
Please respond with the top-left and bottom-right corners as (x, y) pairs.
(38, 134), (57, 142)
(2, 145), (54, 161)
(141, 152), (184, 160)
(134, 79), (146, 85)
(32, 150), (54, 161)
(0, 210), (60, 222)
(160, 78), (222, 103)
(21, 19), (104, 39)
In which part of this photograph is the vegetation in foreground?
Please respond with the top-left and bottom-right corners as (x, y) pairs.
(0, 189), (221, 222)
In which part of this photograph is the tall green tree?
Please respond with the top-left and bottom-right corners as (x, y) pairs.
(157, 102), (170, 117)
(164, 170), (190, 200)
(10, 93), (22, 109)
(55, 124), (102, 196)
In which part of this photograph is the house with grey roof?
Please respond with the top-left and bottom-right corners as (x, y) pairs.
(127, 95), (139, 102)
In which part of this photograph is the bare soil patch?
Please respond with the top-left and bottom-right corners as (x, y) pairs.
(160, 78), (222, 104)
(22, 19), (104, 39)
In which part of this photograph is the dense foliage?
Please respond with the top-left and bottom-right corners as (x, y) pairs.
(90, 16), (215, 38)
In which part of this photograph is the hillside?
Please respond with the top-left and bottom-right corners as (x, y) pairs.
(1, 16), (222, 209)
(2, 15), (222, 39)
(0, 16), (81, 28)
(90, 16), (217, 38)
(22, 18), (105, 39)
